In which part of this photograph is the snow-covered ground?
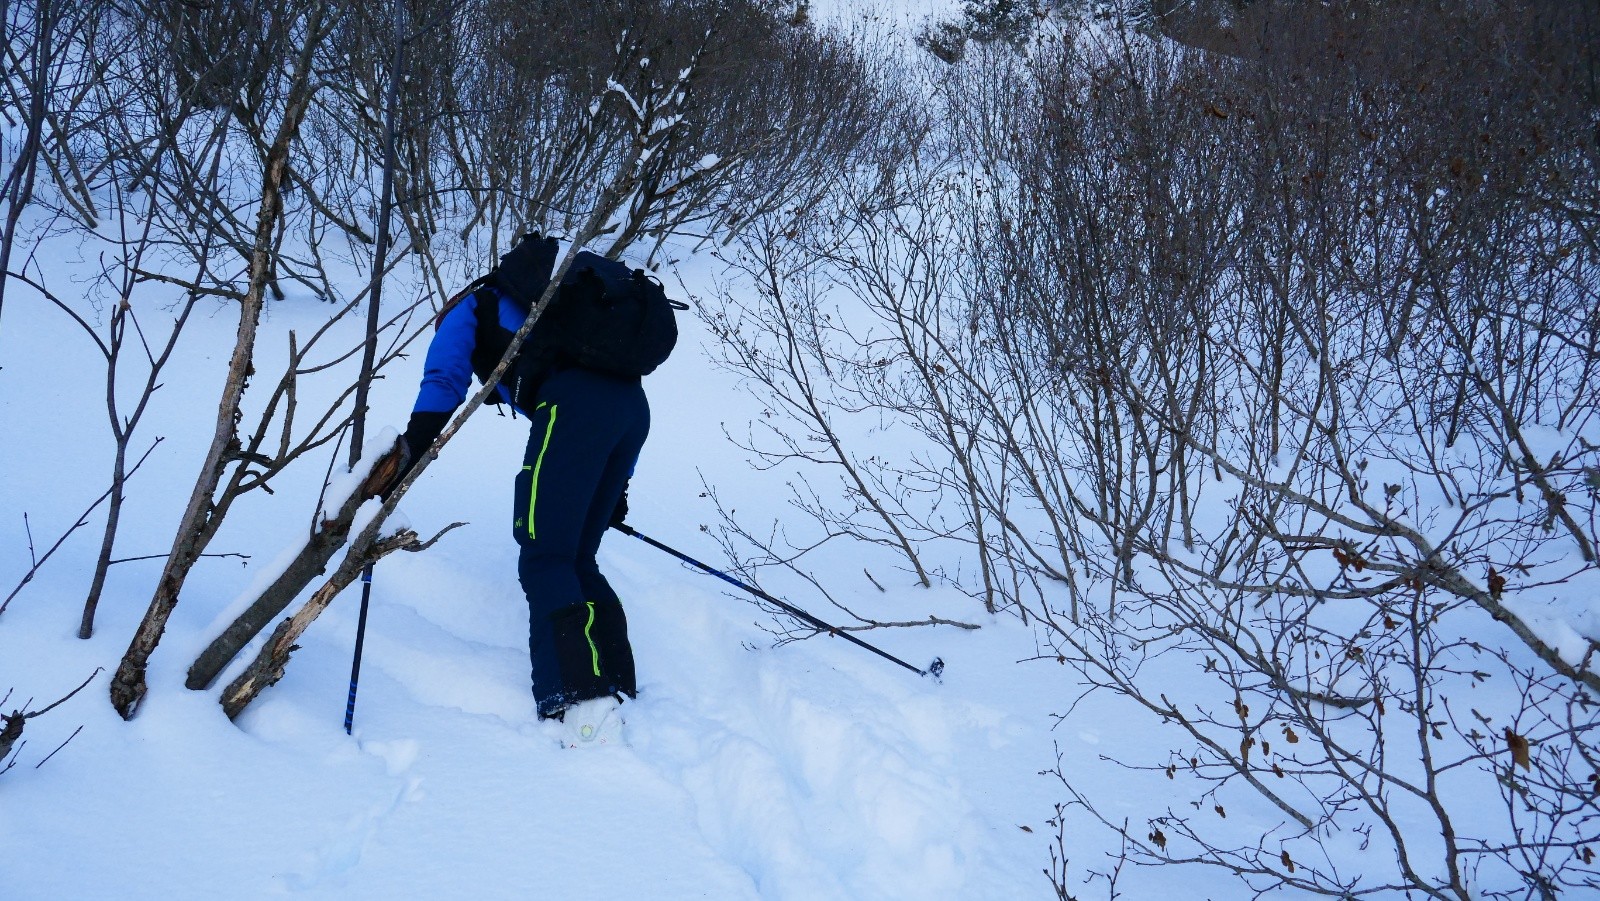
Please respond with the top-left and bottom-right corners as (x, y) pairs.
(0, 6), (1113, 899)
(0, 227), (1128, 899)
(9, 5), (1591, 899)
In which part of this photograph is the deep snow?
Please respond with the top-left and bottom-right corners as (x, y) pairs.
(0, 224), (1121, 900)
(0, 4), (1121, 898)
(12, 4), (1586, 900)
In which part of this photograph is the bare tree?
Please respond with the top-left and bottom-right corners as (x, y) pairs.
(187, 0), (434, 691)
(436, 0), (886, 261)
(699, 3), (1600, 897)
(0, 0), (105, 345)
(71, 182), (206, 637)
(1009, 8), (1600, 898)
(109, 2), (342, 719)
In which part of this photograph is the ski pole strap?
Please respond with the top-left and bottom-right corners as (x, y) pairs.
(611, 524), (942, 679)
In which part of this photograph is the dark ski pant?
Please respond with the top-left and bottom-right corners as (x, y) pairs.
(513, 368), (647, 719)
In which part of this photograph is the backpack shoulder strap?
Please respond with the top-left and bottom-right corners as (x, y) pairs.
(434, 273), (494, 331)
(468, 282), (513, 385)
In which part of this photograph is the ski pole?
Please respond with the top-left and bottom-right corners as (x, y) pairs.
(344, 563), (375, 734)
(610, 523), (944, 679)
(344, 0), (408, 736)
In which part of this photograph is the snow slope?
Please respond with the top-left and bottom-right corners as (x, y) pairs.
(0, 221), (1108, 900)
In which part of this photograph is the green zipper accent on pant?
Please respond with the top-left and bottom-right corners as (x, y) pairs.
(527, 402), (556, 540)
(584, 601), (602, 677)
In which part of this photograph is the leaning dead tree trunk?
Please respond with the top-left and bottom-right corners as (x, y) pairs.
(109, 20), (325, 719)
(219, 517), (457, 719)
(184, 443), (403, 690)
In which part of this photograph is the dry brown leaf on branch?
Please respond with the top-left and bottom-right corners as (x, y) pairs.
(1505, 727), (1532, 770)
(1488, 566), (1507, 599)
(1333, 547), (1367, 572)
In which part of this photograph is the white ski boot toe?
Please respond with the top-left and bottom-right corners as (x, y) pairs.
(560, 696), (624, 749)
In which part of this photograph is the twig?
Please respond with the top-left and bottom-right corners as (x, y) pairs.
(22, 668), (102, 719)
(839, 616), (980, 632)
(2, 496), (112, 617)
(0, 740), (22, 775)
(219, 522), (464, 719)
(0, 668), (101, 770)
(34, 726), (83, 769)
(3, 438), (163, 617)
(108, 551), (250, 565)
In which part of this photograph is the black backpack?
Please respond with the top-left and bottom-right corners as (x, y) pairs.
(441, 233), (687, 410)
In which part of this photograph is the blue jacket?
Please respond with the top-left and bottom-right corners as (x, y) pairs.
(413, 289), (530, 416)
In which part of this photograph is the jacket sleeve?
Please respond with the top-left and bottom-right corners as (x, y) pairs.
(413, 293), (481, 415)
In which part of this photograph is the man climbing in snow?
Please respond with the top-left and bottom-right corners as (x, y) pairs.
(395, 234), (675, 748)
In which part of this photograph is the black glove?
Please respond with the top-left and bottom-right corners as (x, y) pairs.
(609, 483), (630, 528)
(385, 410), (450, 499)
